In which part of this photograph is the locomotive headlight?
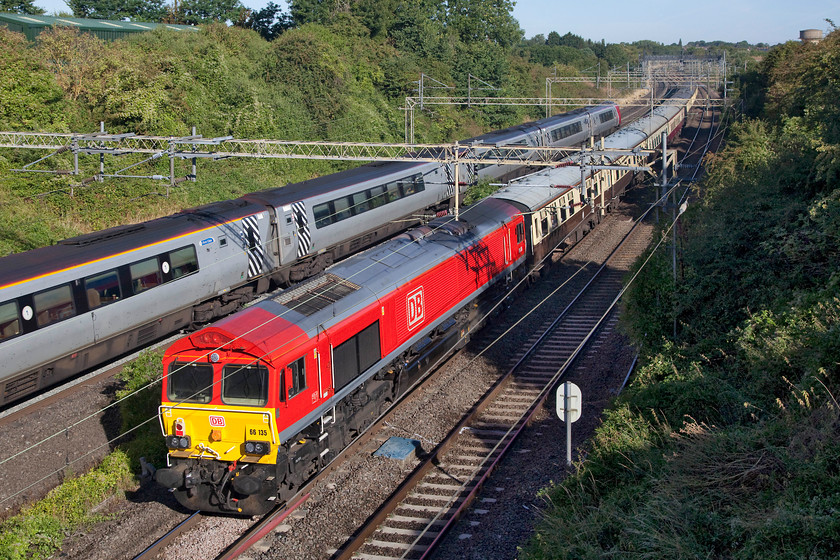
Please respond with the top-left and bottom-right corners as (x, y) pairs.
(166, 435), (192, 449)
(243, 441), (271, 456)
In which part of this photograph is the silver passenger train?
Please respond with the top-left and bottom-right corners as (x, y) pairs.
(0, 104), (620, 405)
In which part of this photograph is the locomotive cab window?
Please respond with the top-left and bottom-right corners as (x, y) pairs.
(222, 363), (268, 406)
(515, 222), (524, 244)
(33, 285), (75, 327)
(167, 362), (213, 403)
(84, 269), (122, 309)
(0, 301), (21, 341)
(285, 357), (306, 399)
(130, 257), (162, 294)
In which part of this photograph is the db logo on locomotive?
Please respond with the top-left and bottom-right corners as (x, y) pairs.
(407, 286), (425, 331)
(209, 415), (226, 427)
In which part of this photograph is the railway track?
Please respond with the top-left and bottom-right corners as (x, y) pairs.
(332, 210), (654, 559)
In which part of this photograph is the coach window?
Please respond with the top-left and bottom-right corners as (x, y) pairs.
(286, 357), (306, 399)
(314, 202), (332, 228)
(222, 363), (268, 406)
(351, 191), (370, 215)
(385, 181), (402, 202)
(167, 362), (213, 403)
(334, 197), (352, 221)
(0, 301), (21, 341)
(169, 246), (199, 279)
(84, 269), (122, 309)
(33, 285), (75, 327)
(369, 185), (387, 208)
(130, 257), (162, 294)
(406, 174), (425, 195)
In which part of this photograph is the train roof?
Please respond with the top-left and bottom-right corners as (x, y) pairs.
(209, 198), (519, 357)
(492, 181), (576, 211)
(245, 160), (434, 207)
(461, 104), (615, 147)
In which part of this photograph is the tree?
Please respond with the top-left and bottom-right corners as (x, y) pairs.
(546, 31), (561, 46)
(0, 0), (45, 14)
(67, 0), (166, 21)
(288, 0), (346, 26)
(445, 0), (521, 48)
(177, 0), (246, 24)
(244, 1), (292, 40)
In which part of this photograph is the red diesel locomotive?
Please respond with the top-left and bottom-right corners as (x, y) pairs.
(155, 199), (526, 514)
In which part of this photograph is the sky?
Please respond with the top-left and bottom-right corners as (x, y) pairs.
(29, 0), (837, 46)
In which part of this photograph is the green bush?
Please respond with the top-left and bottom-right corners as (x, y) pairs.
(0, 452), (132, 560)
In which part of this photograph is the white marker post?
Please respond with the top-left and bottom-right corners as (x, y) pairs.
(556, 381), (582, 466)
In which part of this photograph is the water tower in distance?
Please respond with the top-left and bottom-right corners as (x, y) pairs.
(800, 29), (823, 43)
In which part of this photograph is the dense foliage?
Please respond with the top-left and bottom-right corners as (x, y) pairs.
(0, 8), (623, 256)
(523, 31), (840, 560)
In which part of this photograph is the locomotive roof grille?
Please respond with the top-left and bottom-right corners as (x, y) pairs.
(272, 273), (361, 316)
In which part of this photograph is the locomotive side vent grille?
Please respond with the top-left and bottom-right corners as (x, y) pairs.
(273, 273), (360, 316)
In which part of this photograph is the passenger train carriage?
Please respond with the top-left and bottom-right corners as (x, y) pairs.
(0, 104), (619, 406)
(154, 90), (694, 515)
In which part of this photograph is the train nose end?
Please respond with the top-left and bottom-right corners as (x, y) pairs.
(155, 464), (187, 489)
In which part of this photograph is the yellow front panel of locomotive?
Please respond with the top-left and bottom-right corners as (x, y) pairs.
(159, 404), (277, 464)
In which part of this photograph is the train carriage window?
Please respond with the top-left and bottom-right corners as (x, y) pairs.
(130, 257), (162, 294)
(369, 185), (387, 208)
(169, 246), (199, 279)
(399, 174), (425, 196)
(0, 301), (21, 341)
(314, 202), (332, 228)
(84, 270), (122, 309)
(385, 181), (402, 202)
(222, 363), (268, 406)
(600, 110), (615, 124)
(167, 362), (213, 403)
(351, 191), (370, 215)
(515, 222), (524, 244)
(286, 357), (306, 399)
(334, 197), (352, 221)
(33, 285), (75, 327)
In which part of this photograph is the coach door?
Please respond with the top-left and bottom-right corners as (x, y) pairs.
(277, 205), (298, 266)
